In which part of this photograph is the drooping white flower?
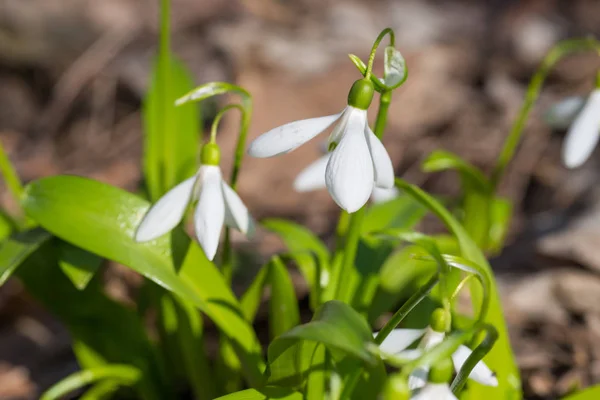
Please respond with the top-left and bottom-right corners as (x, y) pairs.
(377, 327), (498, 390)
(135, 164), (254, 261)
(294, 153), (399, 204)
(411, 383), (457, 400)
(562, 89), (600, 168)
(247, 79), (394, 213)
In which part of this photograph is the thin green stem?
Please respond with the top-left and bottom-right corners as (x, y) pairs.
(0, 139), (24, 204)
(491, 37), (600, 190)
(158, 0), (174, 189)
(375, 274), (439, 345)
(333, 90), (392, 302)
(365, 28), (396, 80)
(209, 104), (245, 144)
(450, 324), (498, 394)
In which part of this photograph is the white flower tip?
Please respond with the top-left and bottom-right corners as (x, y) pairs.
(134, 228), (157, 243)
(561, 90), (600, 169)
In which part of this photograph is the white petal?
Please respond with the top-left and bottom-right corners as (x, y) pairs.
(544, 96), (585, 130)
(371, 186), (400, 203)
(452, 345), (498, 387)
(194, 166), (225, 261)
(328, 107), (351, 145)
(411, 383), (457, 400)
(421, 328), (445, 350)
(562, 89), (600, 168)
(377, 329), (426, 354)
(408, 367), (429, 390)
(365, 125), (395, 188)
(247, 112), (342, 158)
(293, 155), (329, 192)
(135, 177), (196, 242)
(325, 109), (374, 213)
(221, 181), (255, 237)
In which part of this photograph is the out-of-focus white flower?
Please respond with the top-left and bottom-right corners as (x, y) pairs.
(293, 153), (399, 204)
(135, 164), (254, 261)
(377, 327), (498, 390)
(247, 79), (394, 213)
(562, 89), (600, 168)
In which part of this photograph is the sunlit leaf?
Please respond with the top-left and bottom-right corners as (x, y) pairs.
(0, 228), (50, 286)
(22, 175), (264, 386)
(422, 150), (490, 193)
(39, 364), (141, 400)
(562, 385), (600, 400)
(488, 197), (512, 253)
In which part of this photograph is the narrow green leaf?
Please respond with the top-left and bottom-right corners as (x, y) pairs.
(268, 256), (300, 340)
(143, 56), (200, 200)
(39, 364), (141, 400)
(0, 228), (50, 286)
(488, 197), (512, 253)
(422, 150), (490, 193)
(267, 300), (374, 386)
(394, 179), (521, 400)
(22, 176), (264, 385)
(214, 387), (303, 400)
(58, 241), (103, 290)
(361, 194), (426, 235)
(240, 263), (270, 322)
(305, 344), (327, 400)
(175, 81), (251, 106)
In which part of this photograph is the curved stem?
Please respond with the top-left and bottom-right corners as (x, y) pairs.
(332, 90), (392, 302)
(491, 37), (600, 190)
(450, 324), (498, 394)
(209, 104), (246, 144)
(365, 28), (396, 80)
(374, 273), (439, 345)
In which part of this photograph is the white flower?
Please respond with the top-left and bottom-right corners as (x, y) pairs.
(377, 327), (498, 390)
(562, 89), (600, 169)
(248, 106), (394, 213)
(411, 383), (457, 400)
(135, 165), (254, 261)
(294, 153), (399, 204)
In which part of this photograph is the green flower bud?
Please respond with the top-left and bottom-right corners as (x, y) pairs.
(430, 308), (450, 333)
(201, 142), (221, 165)
(347, 78), (375, 110)
(429, 357), (454, 384)
(382, 373), (410, 400)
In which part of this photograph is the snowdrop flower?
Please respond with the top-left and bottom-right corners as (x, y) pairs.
(377, 310), (497, 390)
(410, 358), (457, 400)
(562, 88), (600, 168)
(248, 78), (394, 213)
(294, 153), (399, 204)
(135, 143), (254, 261)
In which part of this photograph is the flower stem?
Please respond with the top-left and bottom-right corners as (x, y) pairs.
(491, 37), (600, 190)
(365, 29), (396, 80)
(0, 139), (24, 205)
(333, 90), (392, 303)
(450, 324), (498, 395)
(158, 0), (174, 190)
(374, 273), (439, 345)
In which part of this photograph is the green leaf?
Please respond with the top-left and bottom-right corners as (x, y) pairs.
(143, 55), (200, 200)
(240, 263), (270, 322)
(394, 179), (521, 400)
(39, 364), (141, 400)
(22, 175), (264, 385)
(0, 228), (50, 286)
(305, 344), (327, 400)
(214, 387), (303, 400)
(422, 150), (490, 193)
(58, 241), (103, 290)
(262, 219), (330, 308)
(175, 81), (251, 106)
(562, 385), (600, 400)
(361, 195), (426, 235)
(268, 256), (300, 340)
(267, 300), (375, 386)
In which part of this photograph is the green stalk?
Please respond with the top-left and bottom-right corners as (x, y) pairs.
(450, 325), (498, 394)
(333, 89), (392, 303)
(491, 38), (600, 190)
(374, 273), (439, 345)
(0, 139), (24, 205)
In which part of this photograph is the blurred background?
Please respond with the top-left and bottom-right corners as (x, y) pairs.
(1, 0), (600, 398)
